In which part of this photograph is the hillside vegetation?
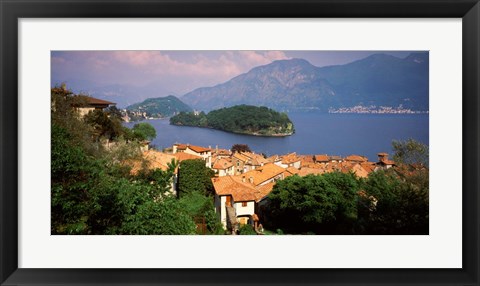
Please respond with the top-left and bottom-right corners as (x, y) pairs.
(126, 95), (192, 120)
(170, 105), (294, 136)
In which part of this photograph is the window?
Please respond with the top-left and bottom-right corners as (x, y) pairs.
(242, 202), (247, 207)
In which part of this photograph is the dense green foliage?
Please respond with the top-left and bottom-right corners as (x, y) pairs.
(51, 86), (197, 235)
(177, 159), (215, 197)
(238, 224), (257, 235)
(392, 138), (429, 167)
(131, 122), (157, 141)
(359, 168), (429, 234)
(170, 105), (294, 136)
(126, 95), (192, 119)
(84, 109), (124, 141)
(266, 172), (360, 234)
(264, 167), (429, 235)
(178, 192), (224, 235)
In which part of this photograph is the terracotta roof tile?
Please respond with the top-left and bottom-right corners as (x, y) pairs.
(286, 166), (300, 175)
(212, 176), (257, 202)
(77, 95), (115, 106)
(212, 158), (234, 170)
(255, 182), (275, 202)
(281, 152), (301, 164)
(174, 143), (188, 151)
(345, 155), (368, 162)
(173, 152), (202, 162)
(241, 163), (286, 186)
(266, 155), (281, 163)
(233, 152), (249, 162)
(296, 167), (324, 176)
(242, 152), (268, 165)
(187, 145), (211, 153)
(314, 154), (330, 162)
(128, 150), (176, 175)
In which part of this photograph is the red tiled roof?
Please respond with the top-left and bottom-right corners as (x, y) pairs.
(173, 152), (202, 162)
(212, 176), (257, 202)
(242, 152), (268, 165)
(241, 163), (286, 186)
(281, 152), (301, 164)
(213, 158), (233, 170)
(314, 154), (330, 162)
(255, 182), (275, 202)
(77, 95), (115, 106)
(296, 167), (324, 177)
(127, 150), (176, 175)
(188, 145), (211, 153)
(286, 166), (300, 175)
(266, 155), (281, 163)
(174, 143), (188, 151)
(233, 152), (249, 162)
(345, 155), (368, 162)
(360, 162), (376, 173)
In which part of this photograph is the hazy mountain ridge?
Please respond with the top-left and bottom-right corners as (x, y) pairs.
(181, 53), (429, 112)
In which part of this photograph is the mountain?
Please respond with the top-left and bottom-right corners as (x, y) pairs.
(126, 95), (192, 118)
(180, 53), (429, 112)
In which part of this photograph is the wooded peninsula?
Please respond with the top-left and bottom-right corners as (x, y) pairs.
(169, 105), (295, 136)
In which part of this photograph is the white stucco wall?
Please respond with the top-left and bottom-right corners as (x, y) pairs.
(77, 107), (95, 117)
(184, 148), (212, 168)
(234, 201), (255, 217)
(215, 195), (228, 228)
(293, 161), (301, 169)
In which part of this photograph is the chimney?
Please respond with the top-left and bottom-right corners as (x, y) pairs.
(242, 176), (246, 183)
(377, 153), (388, 162)
(249, 177), (254, 184)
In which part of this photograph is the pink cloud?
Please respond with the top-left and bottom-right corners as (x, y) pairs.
(52, 50), (292, 92)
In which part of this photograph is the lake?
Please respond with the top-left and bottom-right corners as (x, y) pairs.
(124, 113), (429, 161)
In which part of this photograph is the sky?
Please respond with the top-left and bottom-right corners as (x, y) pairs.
(51, 50), (414, 97)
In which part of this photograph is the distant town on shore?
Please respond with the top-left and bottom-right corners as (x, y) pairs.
(51, 51), (429, 236)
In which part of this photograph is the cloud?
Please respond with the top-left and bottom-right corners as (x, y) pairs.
(51, 50), (290, 93)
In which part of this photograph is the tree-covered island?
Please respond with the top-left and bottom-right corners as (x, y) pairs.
(169, 105), (295, 136)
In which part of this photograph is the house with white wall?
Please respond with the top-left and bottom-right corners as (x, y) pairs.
(212, 158), (235, 177)
(173, 143), (212, 168)
(211, 163), (291, 231)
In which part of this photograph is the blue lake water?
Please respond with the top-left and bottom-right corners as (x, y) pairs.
(125, 113), (429, 161)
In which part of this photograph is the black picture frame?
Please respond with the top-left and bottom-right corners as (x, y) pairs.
(1, 0), (479, 285)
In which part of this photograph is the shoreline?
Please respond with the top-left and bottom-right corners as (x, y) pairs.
(171, 123), (294, 137)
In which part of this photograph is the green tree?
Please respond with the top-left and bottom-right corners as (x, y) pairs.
(51, 87), (197, 235)
(392, 138), (429, 167)
(238, 224), (257, 235)
(359, 169), (429, 234)
(132, 122), (157, 141)
(84, 109), (124, 141)
(266, 172), (360, 234)
(177, 159), (215, 197)
(231, 144), (251, 153)
(178, 192), (224, 235)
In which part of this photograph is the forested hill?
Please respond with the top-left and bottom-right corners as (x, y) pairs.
(126, 95), (192, 119)
(170, 105), (295, 136)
